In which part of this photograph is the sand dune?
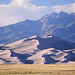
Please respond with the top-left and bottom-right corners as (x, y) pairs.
(0, 35), (75, 64)
(0, 50), (23, 64)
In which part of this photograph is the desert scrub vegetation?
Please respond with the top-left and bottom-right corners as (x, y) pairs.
(0, 64), (75, 75)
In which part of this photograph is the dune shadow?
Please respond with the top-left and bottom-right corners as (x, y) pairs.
(23, 35), (75, 50)
(42, 54), (59, 64)
(10, 50), (34, 64)
(33, 36), (75, 50)
(64, 52), (75, 62)
(0, 58), (11, 62)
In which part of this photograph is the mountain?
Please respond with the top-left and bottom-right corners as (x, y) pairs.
(39, 12), (75, 42)
(0, 20), (42, 44)
(0, 12), (75, 44)
(0, 35), (75, 64)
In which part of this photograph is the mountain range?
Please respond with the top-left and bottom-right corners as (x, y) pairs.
(0, 12), (75, 44)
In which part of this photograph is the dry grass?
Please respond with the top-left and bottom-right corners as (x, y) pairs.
(0, 64), (75, 75)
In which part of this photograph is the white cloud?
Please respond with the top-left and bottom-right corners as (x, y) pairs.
(0, 0), (75, 26)
(52, 3), (75, 14)
(10, 0), (31, 6)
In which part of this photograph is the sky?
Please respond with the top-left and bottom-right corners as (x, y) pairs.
(0, 0), (75, 6)
(0, 0), (75, 26)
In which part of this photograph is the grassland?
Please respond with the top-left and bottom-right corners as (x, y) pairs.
(0, 64), (75, 75)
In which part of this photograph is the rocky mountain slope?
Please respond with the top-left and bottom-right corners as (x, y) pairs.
(0, 12), (75, 44)
(39, 12), (75, 42)
(0, 35), (75, 64)
(0, 20), (42, 44)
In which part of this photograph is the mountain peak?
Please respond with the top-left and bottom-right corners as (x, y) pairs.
(59, 12), (69, 18)
(49, 12), (58, 18)
(44, 12), (58, 19)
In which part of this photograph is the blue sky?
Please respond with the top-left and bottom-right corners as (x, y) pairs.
(0, 0), (10, 4)
(0, 0), (75, 6)
(32, 0), (75, 6)
(0, 0), (75, 26)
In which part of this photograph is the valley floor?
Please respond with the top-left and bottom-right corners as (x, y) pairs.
(0, 64), (75, 75)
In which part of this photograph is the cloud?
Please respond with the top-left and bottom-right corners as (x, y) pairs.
(0, 0), (50, 26)
(10, 0), (31, 6)
(0, 0), (75, 26)
(52, 3), (75, 13)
